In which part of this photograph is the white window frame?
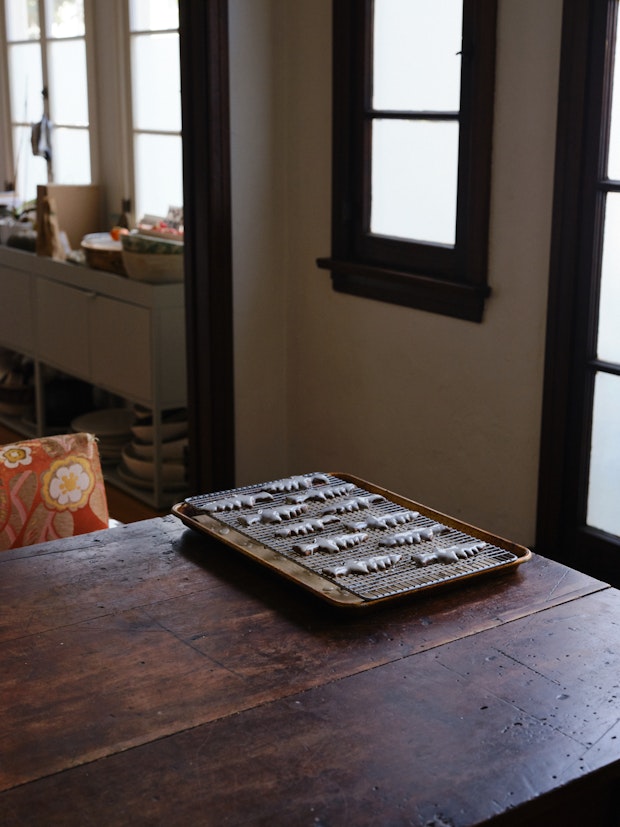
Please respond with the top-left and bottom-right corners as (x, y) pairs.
(0, 0), (181, 227)
(120, 0), (182, 225)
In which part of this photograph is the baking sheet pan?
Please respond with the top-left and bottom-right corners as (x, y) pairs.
(172, 472), (532, 608)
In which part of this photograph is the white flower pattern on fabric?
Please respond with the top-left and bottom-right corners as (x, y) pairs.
(0, 444), (33, 469)
(42, 457), (94, 512)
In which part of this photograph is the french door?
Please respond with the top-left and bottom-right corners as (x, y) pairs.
(537, 0), (620, 586)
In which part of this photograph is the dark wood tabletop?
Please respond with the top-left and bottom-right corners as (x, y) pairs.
(1, 515), (619, 826)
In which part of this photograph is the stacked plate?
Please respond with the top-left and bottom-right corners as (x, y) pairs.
(118, 406), (188, 491)
(71, 408), (136, 465)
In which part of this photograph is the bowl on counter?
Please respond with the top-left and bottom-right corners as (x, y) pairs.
(120, 232), (184, 283)
(81, 233), (126, 275)
(121, 251), (184, 283)
(121, 232), (184, 255)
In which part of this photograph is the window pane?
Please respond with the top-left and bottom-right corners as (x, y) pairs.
(8, 42), (43, 124)
(13, 125), (48, 201)
(597, 194), (620, 362)
(131, 32), (181, 132)
(587, 372), (620, 537)
(371, 119), (459, 245)
(48, 39), (88, 125)
(45, 0), (84, 38)
(133, 133), (182, 219)
(5, 0), (40, 40)
(51, 127), (91, 183)
(129, 0), (178, 32)
(373, 0), (462, 111)
(607, 20), (620, 180)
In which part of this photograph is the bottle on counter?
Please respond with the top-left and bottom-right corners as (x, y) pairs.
(118, 198), (131, 229)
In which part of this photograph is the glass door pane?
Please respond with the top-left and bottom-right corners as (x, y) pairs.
(130, 0), (178, 32)
(45, 0), (84, 37)
(8, 42), (42, 123)
(48, 39), (88, 125)
(133, 132), (182, 219)
(131, 32), (181, 132)
(585, 16), (620, 540)
(587, 372), (620, 535)
(607, 25), (620, 179)
(5, 0), (40, 40)
(597, 194), (620, 363)
(12, 124), (48, 200)
(52, 127), (90, 183)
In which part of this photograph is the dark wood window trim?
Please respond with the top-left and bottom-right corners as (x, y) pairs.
(317, 0), (497, 322)
(179, 0), (235, 493)
(536, 0), (620, 584)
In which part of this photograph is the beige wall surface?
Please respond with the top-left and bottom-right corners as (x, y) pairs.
(229, 0), (563, 547)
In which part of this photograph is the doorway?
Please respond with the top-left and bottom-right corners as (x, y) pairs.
(537, 0), (620, 586)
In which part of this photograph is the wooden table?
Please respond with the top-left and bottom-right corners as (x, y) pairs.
(1, 515), (619, 826)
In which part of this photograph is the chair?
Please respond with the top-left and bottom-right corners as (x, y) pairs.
(0, 432), (109, 551)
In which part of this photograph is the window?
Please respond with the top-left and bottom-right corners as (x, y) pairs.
(0, 0), (182, 227)
(127, 0), (182, 221)
(317, 0), (497, 322)
(2, 0), (93, 201)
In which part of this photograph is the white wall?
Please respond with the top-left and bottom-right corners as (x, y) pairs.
(229, 0), (289, 479)
(229, 0), (563, 547)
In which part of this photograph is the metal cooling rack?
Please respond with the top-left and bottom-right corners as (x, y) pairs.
(172, 472), (531, 608)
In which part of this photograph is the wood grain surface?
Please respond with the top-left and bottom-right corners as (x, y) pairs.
(1, 516), (618, 825)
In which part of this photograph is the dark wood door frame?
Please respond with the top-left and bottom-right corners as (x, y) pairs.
(179, 0), (235, 494)
(536, 0), (620, 585)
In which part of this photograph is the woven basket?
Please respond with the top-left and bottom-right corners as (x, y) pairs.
(81, 233), (126, 276)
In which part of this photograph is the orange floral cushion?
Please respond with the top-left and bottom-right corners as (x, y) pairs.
(0, 432), (109, 550)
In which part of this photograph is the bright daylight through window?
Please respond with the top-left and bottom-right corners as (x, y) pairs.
(3, 0), (90, 201)
(0, 0), (182, 227)
(370, 0), (462, 246)
(129, 0), (181, 222)
(586, 14), (620, 538)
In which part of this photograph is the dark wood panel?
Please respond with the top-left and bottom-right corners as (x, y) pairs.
(179, 0), (235, 493)
(2, 589), (619, 826)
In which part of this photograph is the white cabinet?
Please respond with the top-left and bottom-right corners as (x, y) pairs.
(0, 265), (35, 354)
(36, 278), (92, 377)
(0, 246), (187, 507)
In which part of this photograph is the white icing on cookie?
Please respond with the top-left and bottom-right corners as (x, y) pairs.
(293, 531), (369, 556)
(274, 516), (339, 537)
(343, 510), (419, 531)
(238, 503), (309, 526)
(323, 553), (402, 577)
(434, 541), (487, 563)
(287, 482), (357, 504)
(379, 523), (448, 547)
(203, 492), (274, 512)
(411, 540), (487, 566)
(263, 474), (330, 493)
(322, 495), (384, 515)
